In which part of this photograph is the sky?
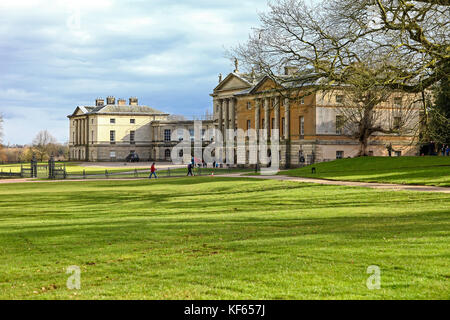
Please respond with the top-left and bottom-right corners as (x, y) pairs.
(0, 0), (269, 145)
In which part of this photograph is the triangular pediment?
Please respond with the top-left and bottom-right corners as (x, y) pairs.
(68, 106), (89, 118)
(250, 76), (280, 94)
(214, 73), (252, 93)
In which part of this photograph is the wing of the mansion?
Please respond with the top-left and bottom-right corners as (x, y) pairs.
(68, 69), (420, 165)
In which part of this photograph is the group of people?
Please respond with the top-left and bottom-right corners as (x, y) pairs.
(441, 145), (450, 156)
(148, 161), (221, 179)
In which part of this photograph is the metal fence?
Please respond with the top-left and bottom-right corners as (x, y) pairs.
(64, 166), (240, 180)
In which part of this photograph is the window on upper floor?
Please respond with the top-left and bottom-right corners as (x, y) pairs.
(393, 116), (402, 130)
(110, 130), (115, 144)
(247, 102), (252, 110)
(130, 131), (135, 144)
(110, 118), (116, 124)
(164, 129), (171, 142)
(130, 119), (135, 124)
(299, 116), (305, 136)
(336, 115), (344, 135)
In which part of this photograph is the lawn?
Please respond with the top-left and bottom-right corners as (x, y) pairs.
(0, 177), (448, 299)
(0, 162), (252, 178)
(0, 162), (131, 174)
(281, 156), (450, 187)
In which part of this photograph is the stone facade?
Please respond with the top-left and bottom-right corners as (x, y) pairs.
(211, 71), (421, 167)
(68, 97), (214, 162)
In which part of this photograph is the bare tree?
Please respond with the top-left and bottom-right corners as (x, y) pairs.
(32, 130), (57, 161)
(233, 0), (443, 155)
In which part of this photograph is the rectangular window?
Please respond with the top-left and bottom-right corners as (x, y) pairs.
(300, 97), (305, 105)
(164, 129), (171, 142)
(282, 117), (285, 136)
(336, 151), (344, 159)
(271, 118), (275, 130)
(300, 116), (305, 136)
(91, 130), (94, 143)
(189, 129), (194, 141)
(336, 115), (344, 135)
(247, 102), (252, 110)
(130, 119), (135, 124)
(393, 117), (402, 130)
(110, 118), (116, 124)
(262, 119), (265, 129)
(247, 120), (251, 131)
(110, 130), (115, 144)
(336, 95), (344, 104)
(110, 151), (116, 159)
(130, 130), (135, 144)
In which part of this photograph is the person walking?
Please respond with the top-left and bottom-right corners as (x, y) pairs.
(446, 145), (449, 156)
(149, 162), (157, 179)
(187, 163), (193, 176)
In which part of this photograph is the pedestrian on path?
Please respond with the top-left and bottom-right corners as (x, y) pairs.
(187, 163), (194, 176)
(149, 163), (157, 179)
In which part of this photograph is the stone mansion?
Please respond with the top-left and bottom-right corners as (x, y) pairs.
(68, 69), (420, 165)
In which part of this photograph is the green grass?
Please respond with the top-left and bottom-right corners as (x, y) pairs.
(0, 178), (448, 299)
(0, 162), (146, 175)
(282, 156), (450, 187)
(0, 162), (253, 178)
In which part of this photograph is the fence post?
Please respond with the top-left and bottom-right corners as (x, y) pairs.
(83, 170), (86, 179)
(64, 164), (67, 179)
(31, 156), (37, 178)
(48, 155), (55, 179)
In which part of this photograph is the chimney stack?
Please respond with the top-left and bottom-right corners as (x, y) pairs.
(107, 96), (116, 105)
(129, 97), (138, 106)
(95, 98), (105, 107)
(117, 98), (126, 106)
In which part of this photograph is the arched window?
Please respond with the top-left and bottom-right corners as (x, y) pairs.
(165, 149), (171, 160)
(179, 150), (183, 157)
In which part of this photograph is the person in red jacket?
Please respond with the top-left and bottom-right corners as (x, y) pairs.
(149, 163), (157, 179)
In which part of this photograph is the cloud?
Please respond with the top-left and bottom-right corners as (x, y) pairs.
(0, 0), (268, 144)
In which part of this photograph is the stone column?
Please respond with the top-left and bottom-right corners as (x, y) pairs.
(255, 99), (261, 133)
(218, 99), (223, 137)
(77, 119), (81, 146)
(274, 96), (280, 132)
(74, 120), (77, 145)
(230, 98), (236, 132)
(224, 99), (229, 132)
(284, 98), (290, 140)
(264, 97), (270, 134)
(82, 119), (86, 145)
